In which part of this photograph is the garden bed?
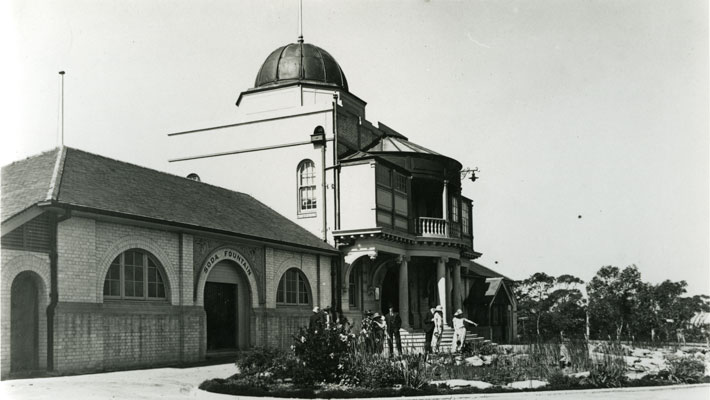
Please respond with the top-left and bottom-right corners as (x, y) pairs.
(199, 325), (710, 398)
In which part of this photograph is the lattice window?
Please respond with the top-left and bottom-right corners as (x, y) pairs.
(276, 268), (310, 305)
(298, 160), (317, 213)
(103, 249), (166, 300)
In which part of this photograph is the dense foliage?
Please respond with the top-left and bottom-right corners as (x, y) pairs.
(515, 265), (710, 341)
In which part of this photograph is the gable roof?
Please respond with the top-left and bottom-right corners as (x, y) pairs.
(1, 148), (61, 222)
(2, 147), (336, 253)
(467, 261), (513, 281)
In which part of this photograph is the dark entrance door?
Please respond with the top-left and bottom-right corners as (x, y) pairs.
(11, 272), (39, 372)
(205, 282), (238, 350)
(380, 268), (399, 315)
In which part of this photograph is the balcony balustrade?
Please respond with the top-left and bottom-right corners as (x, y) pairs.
(416, 217), (449, 238)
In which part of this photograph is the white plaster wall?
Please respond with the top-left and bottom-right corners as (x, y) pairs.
(339, 162), (377, 231)
(170, 134), (334, 242)
(169, 105), (334, 162)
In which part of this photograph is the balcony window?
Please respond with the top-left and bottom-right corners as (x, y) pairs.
(462, 203), (470, 235)
(451, 196), (459, 222)
(376, 165), (391, 187)
(298, 160), (317, 214)
(394, 172), (407, 193)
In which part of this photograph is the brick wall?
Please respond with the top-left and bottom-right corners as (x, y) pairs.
(52, 302), (204, 373)
(0, 251), (51, 379)
(3, 215), (333, 378)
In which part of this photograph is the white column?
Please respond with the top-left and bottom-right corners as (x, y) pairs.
(452, 261), (462, 313)
(442, 180), (449, 220)
(436, 257), (448, 326)
(397, 255), (410, 330)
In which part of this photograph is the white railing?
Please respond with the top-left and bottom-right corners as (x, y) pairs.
(416, 217), (449, 238)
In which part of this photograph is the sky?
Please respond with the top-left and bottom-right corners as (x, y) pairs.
(2, 0), (708, 295)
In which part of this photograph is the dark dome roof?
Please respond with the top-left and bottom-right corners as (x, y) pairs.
(254, 42), (348, 91)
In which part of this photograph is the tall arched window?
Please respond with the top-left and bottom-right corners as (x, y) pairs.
(104, 249), (167, 300)
(297, 160), (317, 214)
(276, 268), (311, 305)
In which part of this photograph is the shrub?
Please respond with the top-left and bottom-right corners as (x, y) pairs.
(235, 347), (298, 382)
(586, 361), (628, 388)
(547, 370), (583, 389)
(667, 357), (705, 383)
(478, 342), (499, 356)
(348, 354), (402, 388)
(396, 353), (431, 389)
(292, 323), (354, 386)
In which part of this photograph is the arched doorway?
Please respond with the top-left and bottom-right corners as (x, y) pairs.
(204, 260), (251, 352)
(380, 267), (399, 315)
(11, 272), (40, 372)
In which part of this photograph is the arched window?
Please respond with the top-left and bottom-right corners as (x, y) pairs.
(276, 268), (310, 305)
(104, 249), (167, 300)
(297, 160), (317, 214)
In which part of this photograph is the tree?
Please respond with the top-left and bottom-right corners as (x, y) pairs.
(515, 272), (555, 337)
(515, 272), (586, 339)
(587, 265), (644, 340)
(633, 280), (710, 341)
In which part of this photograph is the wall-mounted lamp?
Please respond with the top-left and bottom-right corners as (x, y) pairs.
(460, 167), (480, 183)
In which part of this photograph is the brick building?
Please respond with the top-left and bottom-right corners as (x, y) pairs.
(1, 147), (338, 378)
(1, 37), (516, 378)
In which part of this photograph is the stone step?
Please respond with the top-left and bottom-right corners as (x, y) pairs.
(396, 329), (485, 353)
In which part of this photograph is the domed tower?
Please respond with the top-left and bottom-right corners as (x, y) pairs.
(235, 40), (365, 118)
(254, 42), (348, 91)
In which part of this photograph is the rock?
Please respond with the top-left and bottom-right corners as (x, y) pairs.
(632, 364), (647, 373)
(567, 371), (590, 378)
(481, 355), (493, 365)
(625, 371), (645, 380)
(507, 380), (548, 389)
(431, 379), (492, 389)
(623, 356), (641, 366)
(631, 348), (650, 358)
(465, 356), (484, 367)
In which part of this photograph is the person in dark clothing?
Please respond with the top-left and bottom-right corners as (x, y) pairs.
(386, 306), (402, 356)
(371, 313), (386, 353)
(423, 307), (435, 355)
(309, 306), (324, 332)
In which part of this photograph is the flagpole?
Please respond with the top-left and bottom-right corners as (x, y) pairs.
(298, 0), (303, 43)
(59, 71), (65, 146)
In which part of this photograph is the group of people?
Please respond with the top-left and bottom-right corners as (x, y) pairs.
(309, 305), (348, 333)
(424, 305), (477, 354)
(360, 306), (403, 356)
(309, 304), (477, 355)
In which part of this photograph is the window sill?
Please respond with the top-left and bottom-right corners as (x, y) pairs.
(297, 212), (317, 219)
(276, 303), (312, 308)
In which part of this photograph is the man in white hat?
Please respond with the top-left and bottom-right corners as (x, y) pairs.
(451, 309), (477, 353)
(432, 305), (444, 352)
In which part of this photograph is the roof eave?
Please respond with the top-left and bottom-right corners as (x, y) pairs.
(52, 202), (340, 255)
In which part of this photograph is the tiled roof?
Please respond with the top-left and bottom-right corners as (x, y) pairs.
(467, 261), (512, 281)
(2, 147), (336, 253)
(1, 148), (60, 222)
(365, 136), (442, 155)
(484, 277), (503, 297)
